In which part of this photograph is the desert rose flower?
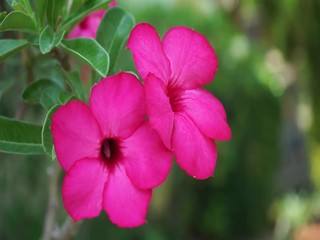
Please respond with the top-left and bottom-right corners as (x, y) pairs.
(68, 1), (117, 39)
(127, 23), (231, 180)
(51, 72), (171, 228)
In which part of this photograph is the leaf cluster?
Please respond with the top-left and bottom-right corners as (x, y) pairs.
(0, 0), (135, 158)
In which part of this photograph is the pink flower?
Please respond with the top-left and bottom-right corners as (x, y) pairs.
(68, 10), (105, 39)
(68, 1), (117, 39)
(51, 72), (171, 228)
(109, 0), (117, 7)
(127, 23), (231, 179)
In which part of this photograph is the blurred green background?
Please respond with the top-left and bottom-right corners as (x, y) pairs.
(1, 0), (320, 239)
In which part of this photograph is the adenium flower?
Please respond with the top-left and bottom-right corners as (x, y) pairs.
(68, 1), (117, 39)
(127, 23), (231, 179)
(51, 72), (171, 228)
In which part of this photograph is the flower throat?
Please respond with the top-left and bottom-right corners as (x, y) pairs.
(101, 139), (119, 164)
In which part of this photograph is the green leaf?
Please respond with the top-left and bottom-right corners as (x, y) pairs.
(61, 0), (110, 31)
(40, 86), (63, 110)
(0, 116), (44, 155)
(39, 25), (65, 54)
(96, 7), (135, 75)
(13, 0), (34, 15)
(68, 0), (84, 15)
(39, 25), (54, 54)
(33, 55), (65, 88)
(65, 71), (86, 101)
(0, 39), (28, 62)
(11, 2), (26, 12)
(46, 0), (66, 27)
(53, 29), (65, 46)
(22, 79), (61, 104)
(34, 0), (48, 26)
(0, 12), (7, 22)
(58, 92), (76, 104)
(42, 105), (59, 158)
(22, 77), (64, 110)
(60, 38), (109, 77)
(22, 80), (51, 103)
(0, 11), (37, 33)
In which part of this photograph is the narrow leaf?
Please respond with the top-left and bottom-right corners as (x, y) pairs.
(96, 7), (135, 75)
(0, 39), (28, 62)
(11, 2), (26, 12)
(42, 105), (59, 158)
(46, 0), (66, 26)
(60, 38), (109, 77)
(17, 0), (34, 15)
(0, 11), (37, 33)
(61, 0), (110, 31)
(0, 116), (44, 155)
(68, 0), (84, 15)
(34, 0), (48, 25)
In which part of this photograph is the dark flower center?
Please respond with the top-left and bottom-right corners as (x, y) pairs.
(168, 89), (184, 113)
(101, 138), (119, 165)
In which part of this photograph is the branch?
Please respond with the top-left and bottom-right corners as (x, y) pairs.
(41, 162), (62, 240)
(52, 217), (82, 240)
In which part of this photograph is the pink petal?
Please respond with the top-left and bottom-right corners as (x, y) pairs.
(172, 113), (217, 179)
(145, 74), (174, 149)
(79, 30), (96, 39)
(90, 10), (106, 19)
(68, 10), (105, 39)
(123, 122), (172, 189)
(104, 164), (152, 228)
(162, 27), (218, 89)
(62, 158), (108, 221)
(68, 25), (82, 39)
(174, 88), (231, 141)
(89, 72), (145, 138)
(127, 23), (171, 84)
(109, 0), (117, 7)
(51, 100), (102, 171)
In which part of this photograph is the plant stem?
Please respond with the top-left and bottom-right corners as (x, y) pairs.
(41, 162), (61, 240)
(52, 217), (82, 240)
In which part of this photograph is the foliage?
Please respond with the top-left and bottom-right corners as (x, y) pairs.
(0, 0), (133, 158)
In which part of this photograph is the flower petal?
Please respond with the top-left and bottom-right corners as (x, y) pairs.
(89, 72), (145, 138)
(68, 25), (82, 39)
(123, 122), (172, 189)
(175, 88), (231, 141)
(127, 23), (171, 83)
(68, 10), (105, 39)
(162, 27), (218, 89)
(51, 100), (102, 171)
(145, 74), (174, 149)
(103, 164), (152, 228)
(109, 0), (117, 7)
(172, 113), (217, 179)
(62, 158), (108, 221)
